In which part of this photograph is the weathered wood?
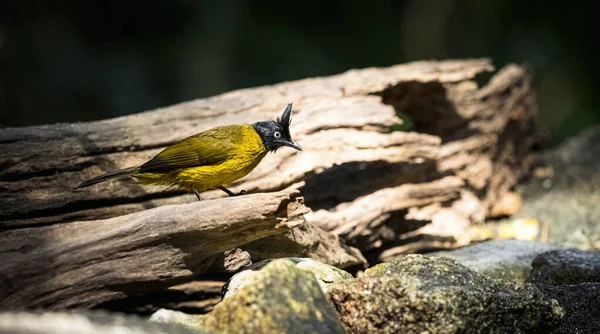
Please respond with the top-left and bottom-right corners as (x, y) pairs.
(0, 59), (543, 313)
(306, 176), (465, 250)
(0, 59), (493, 228)
(310, 63), (542, 256)
(239, 220), (367, 269)
(380, 64), (542, 212)
(99, 220), (370, 315)
(0, 190), (306, 309)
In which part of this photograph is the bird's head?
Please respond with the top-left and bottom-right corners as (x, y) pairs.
(253, 103), (302, 152)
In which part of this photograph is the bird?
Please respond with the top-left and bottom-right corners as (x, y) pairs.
(75, 103), (302, 200)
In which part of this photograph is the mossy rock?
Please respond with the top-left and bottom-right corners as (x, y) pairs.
(153, 259), (345, 333)
(537, 282), (600, 334)
(329, 255), (563, 333)
(223, 257), (354, 298)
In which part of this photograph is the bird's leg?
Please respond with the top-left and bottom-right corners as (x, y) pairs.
(194, 190), (204, 201)
(218, 186), (247, 197)
(218, 186), (235, 196)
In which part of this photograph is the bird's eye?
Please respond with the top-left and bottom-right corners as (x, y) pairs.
(274, 131), (281, 138)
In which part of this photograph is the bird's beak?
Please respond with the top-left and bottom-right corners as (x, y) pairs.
(284, 140), (303, 151)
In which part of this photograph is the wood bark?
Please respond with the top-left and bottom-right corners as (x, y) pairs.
(1, 59), (494, 228)
(0, 190), (306, 309)
(0, 59), (542, 310)
(305, 176), (465, 250)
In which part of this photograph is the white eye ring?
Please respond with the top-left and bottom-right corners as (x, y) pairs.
(274, 131), (281, 138)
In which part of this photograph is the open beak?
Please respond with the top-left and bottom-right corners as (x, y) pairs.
(284, 140), (303, 151)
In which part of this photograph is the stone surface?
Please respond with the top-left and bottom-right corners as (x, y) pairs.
(0, 311), (201, 334)
(222, 257), (353, 298)
(149, 309), (204, 331)
(539, 283), (600, 334)
(429, 239), (560, 282)
(528, 248), (600, 285)
(152, 259), (345, 333)
(328, 255), (563, 333)
(518, 124), (600, 250)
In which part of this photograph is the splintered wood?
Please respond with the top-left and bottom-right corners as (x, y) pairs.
(0, 59), (542, 310)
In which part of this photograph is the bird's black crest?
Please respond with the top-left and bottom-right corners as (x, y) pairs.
(276, 103), (293, 130)
(253, 102), (301, 152)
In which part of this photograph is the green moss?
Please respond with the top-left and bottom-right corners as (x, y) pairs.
(387, 109), (415, 132)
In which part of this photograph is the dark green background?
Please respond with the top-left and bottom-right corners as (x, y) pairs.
(1, 1), (598, 144)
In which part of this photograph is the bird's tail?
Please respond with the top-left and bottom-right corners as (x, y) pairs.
(75, 166), (139, 189)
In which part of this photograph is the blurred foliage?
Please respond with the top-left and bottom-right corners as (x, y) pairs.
(0, 0), (598, 144)
(389, 110), (415, 133)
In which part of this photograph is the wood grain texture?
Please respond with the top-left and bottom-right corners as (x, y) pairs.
(306, 176), (465, 249)
(239, 221), (367, 269)
(0, 190), (306, 309)
(0, 59), (543, 311)
(0, 59), (493, 228)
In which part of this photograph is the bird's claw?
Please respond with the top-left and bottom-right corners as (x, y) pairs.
(218, 186), (247, 197)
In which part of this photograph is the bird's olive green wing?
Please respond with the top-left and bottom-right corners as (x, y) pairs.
(138, 126), (239, 173)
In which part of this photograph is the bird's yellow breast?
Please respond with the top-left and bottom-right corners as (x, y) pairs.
(137, 124), (267, 193)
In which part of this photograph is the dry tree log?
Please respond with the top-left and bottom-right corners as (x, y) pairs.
(0, 190), (306, 309)
(0, 59), (542, 310)
(1, 59), (493, 228)
(305, 63), (541, 256)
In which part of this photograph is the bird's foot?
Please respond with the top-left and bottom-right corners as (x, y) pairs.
(194, 191), (204, 201)
(233, 189), (247, 196)
(218, 186), (247, 197)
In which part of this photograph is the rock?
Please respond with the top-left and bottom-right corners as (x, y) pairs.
(528, 248), (600, 285)
(0, 310), (200, 334)
(328, 255), (563, 333)
(149, 309), (204, 330)
(428, 239), (560, 282)
(152, 259), (345, 333)
(538, 283), (600, 334)
(223, 257), (353, 298)
(518, 124), (600, 250)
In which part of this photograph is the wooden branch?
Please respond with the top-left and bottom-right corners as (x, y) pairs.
(0, 190), (307, 310)
(0, 59), (492, 228)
